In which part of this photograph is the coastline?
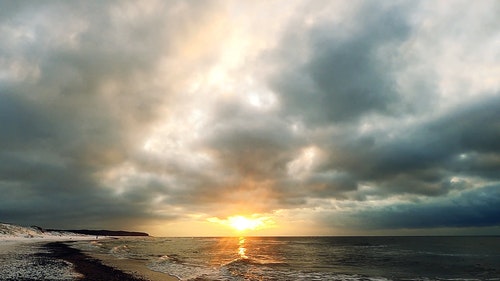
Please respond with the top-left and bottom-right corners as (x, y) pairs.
(59, 241), (179, 281)
(0, 237), (178, 281)
(0, 238), (85, 281)
(45, 242), (150, 281)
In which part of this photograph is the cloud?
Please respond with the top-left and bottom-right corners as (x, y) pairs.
(271, 2), (413, 124)
(342, 95), (500, 197)
(0, 0), (222, 228)
(351, 185), (500, 229)
(1, 0), (499, 235)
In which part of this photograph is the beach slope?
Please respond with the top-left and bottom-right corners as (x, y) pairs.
(0, 222), (176, 281)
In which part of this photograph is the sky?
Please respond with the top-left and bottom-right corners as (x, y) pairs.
(0, 0), (499, 237)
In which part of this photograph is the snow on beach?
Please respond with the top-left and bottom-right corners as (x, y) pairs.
(0, 223), (97, 280)
(0, 222), (98, 249)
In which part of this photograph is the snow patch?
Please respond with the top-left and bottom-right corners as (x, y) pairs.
(0, 222), (99, 281)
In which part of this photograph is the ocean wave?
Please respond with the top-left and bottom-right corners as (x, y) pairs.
(148, 256), (217, 281)
(223, 256), (288, 268)
(84, 236), (500, 281)
(109, 244), (131, 259)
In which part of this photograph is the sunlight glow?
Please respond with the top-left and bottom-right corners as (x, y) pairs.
(238, 237), (247, 258)
(230, 216), (261, 231)
(207, 215), (275, 233)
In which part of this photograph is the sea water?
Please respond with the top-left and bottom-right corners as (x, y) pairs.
(75, 236), (500, 280)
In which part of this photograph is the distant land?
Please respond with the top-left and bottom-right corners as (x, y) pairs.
(48, 229), (149, 237)
(0, 222), (149, 237)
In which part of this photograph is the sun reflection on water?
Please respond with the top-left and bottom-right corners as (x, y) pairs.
(238, 237), (247, 259)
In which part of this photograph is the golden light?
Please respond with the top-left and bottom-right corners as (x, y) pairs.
(238, 237), (247, 258)
(207, 214), (275, 233)
(228, 216), (260, 231)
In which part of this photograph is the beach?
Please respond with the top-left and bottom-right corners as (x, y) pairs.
(2, 234), (499, 280)
(56, 241), (178, 281)
(0, 238), (177, 281)
(0, 238), (85, 281)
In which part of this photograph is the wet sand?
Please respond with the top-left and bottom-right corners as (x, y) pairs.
(86, 253), (178, 281)
(0, 240), (83, 281)
(45, 242), (177, 281)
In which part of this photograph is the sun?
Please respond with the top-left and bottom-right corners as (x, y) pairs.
(228, 216), (261, 231)
(207, 214), (275, 233)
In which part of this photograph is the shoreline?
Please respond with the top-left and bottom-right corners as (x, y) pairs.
(46, 241), (178, 281)
(0, 238), (84, 281)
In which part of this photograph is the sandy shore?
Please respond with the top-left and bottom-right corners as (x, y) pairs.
(0, 238), (84, 281)
(81, 251), (178, 281)
(0, 238), (177, 281)
(47, 241), (179, 281)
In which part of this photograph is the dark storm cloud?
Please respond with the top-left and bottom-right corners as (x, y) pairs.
(350, 95), (500, 196)
(0, 94), (51, 147)
(270, 3), (412, 124)
(258, 0), (500, 199)
(0, 0), (218, 228)
(206, 113), (296, 180)
(354, 185), (500, 229)
(282, 94), (500, 202)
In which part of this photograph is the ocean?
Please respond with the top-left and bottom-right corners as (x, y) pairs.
(74, 236), (499, 281)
